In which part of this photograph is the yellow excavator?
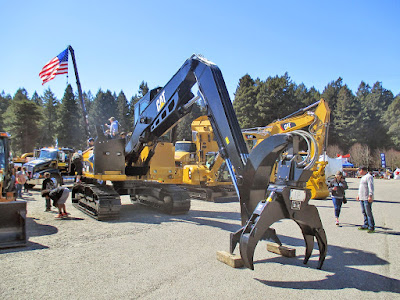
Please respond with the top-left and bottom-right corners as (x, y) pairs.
(174, 100), (330, 201)
(174, 116), (236, 201)
(242, 99), (331, 199)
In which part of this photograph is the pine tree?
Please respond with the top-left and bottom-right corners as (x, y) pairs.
(56, 85), (85, 149)
(4, 90), (41, 155)
(332, 85), (360, 151)
(89, 89), (118, 135)
(40, 88), (59, 146)
(0, 91), (12, 131)
(129, 82), (150, 126)
(383, 95), (400, 148)
(31, 91), (43, 106)
(322, 78), (343, 145)
(358, 81), (393, 149)
(175, 103), (204, 141)
(139, 81), (149, 97)
(233, 75), (259, 128)
(116, 91), (131, 133)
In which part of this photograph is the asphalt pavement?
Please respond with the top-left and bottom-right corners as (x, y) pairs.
(0, 178), (399, 299)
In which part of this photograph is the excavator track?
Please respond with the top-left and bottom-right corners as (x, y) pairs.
(71, 183), (121, 221)
(113, 181), (191, 215)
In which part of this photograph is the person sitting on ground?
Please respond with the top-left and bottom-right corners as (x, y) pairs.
(41, 186), (70, 219)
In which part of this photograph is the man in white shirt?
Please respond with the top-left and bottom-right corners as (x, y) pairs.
(356, 166), (375, 233)
(105, 117), (119, 139)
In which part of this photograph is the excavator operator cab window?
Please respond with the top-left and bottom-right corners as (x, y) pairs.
(175, 142), (196, 153)
(205, 152), (216, 169)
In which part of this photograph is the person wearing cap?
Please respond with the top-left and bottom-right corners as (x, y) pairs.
(356, 166), (375, 233)
(328, 170), (348, 226)
(87, 138), (95, 148)
(105, 117), (119, 139)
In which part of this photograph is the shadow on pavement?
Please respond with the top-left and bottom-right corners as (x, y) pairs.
(0, 217), (55, 255)
(0, 241), (49, 254)
(254, 235), (400, 294)
(112, 203), (242, 232)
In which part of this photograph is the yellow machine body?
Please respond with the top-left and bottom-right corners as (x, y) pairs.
(243, 99), (331, 199)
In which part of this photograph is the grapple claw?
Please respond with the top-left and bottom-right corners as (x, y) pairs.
(232, 133), (328, 270)
(302, 233), (315, 265)
(230, 228), (243, 254)
(238, 195), (286, 270)
(239, 232), (255, 270)
(293, 204), (328, 268)
(262, 227), (282, 245)
(315, 228), (327, 269)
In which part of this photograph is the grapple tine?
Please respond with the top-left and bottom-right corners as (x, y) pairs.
(302, 233), (315, 265)
(230, 228), (243, 254)
(238, 194), (286, 270)
(239, 227), (282, 270)
(239, 233), (256, 270)
(315, 228), (327, 269)
(262, 227), (282, 246)
(293, 205), (328, 269)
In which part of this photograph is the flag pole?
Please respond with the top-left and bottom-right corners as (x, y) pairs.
(68, 45), (90, 138)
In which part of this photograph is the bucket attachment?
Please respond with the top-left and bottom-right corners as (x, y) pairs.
(0, 201), (27, 249)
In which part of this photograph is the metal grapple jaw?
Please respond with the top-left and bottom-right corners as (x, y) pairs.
(232, 132), (328, 270)
(232, 189), (327, 270)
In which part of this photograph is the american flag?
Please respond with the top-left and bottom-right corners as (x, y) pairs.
(39, 48), (69, 85)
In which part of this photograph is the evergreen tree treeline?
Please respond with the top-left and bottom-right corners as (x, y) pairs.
(233, 74), (400, 153)
(1, 74), (399, 158)
(0, 84), (143, 156)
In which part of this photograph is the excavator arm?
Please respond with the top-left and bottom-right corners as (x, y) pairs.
(125, 55), (248, 194)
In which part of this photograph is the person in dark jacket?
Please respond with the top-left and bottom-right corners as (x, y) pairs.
(41, 172), (55, 211)
(328, 171), (348, 226)
(71, 152), (83, 183)
(42, 186), (70, 219)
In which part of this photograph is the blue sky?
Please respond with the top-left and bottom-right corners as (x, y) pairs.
(1, 0), (399, 102)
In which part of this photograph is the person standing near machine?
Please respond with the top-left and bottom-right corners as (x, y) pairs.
(105, 117), (119, 139)
(357, 166), (375, 233)
(328, 171), (348, 226)
(15, 167), (26, 199)
(42, 172), (55, 211)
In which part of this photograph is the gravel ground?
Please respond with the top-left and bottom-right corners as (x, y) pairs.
(0, 178), (399, 299)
